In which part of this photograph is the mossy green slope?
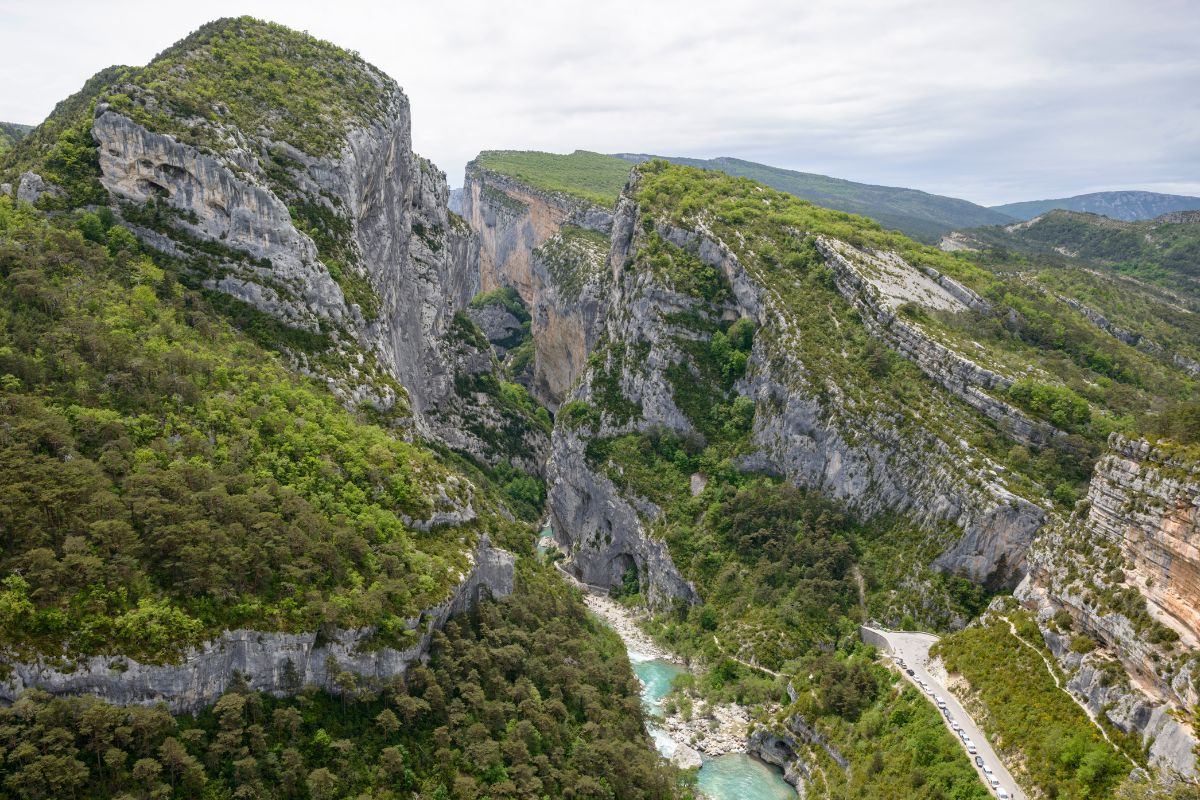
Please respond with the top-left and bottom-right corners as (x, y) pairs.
(616, 152), (1013, 242)
(473, 150), (633, 207)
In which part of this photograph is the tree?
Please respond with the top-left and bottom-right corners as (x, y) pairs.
(306, 767), (338, 800)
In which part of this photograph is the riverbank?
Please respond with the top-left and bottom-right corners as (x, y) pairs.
(582, 592), (678, 663)
(580, 591), (795, 799)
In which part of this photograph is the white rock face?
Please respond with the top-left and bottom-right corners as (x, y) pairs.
(818, 236), (1058, 448)
(91, 91), (479, 439)
(16, 171), (61, 205)
(0, 537), (514, 713)
(547, 183), (1047, 601)
(462, 166), (613, 407)
(94, 110), (348, 330)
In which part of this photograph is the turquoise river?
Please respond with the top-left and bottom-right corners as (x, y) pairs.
(537, 524), (795, 798)
(630, 649), (795, 799)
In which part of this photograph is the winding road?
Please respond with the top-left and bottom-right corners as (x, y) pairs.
(863, 627), (1026, 800)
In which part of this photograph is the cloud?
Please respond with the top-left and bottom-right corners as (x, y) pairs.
(0, 0), (1196, 205)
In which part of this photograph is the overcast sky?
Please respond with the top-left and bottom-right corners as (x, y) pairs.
(1, 0), (1196, 205)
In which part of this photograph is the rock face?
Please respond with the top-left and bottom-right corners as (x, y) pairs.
(462, 164), (613, 406)
(546, 179), (1048, 603)
(0, 537), (514, 714)
(16, 171), (60, 205)
(819, 237), (1059, 447)
(1016, 580), (1199, 779)
(87, 73), (551, 469)
(1014, 434), (1200, 779)
(93, 97), (476, 428)
(1087, 436), (1200, 640)
(547, 427), (698, 607)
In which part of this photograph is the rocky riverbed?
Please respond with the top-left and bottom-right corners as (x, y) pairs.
(580, 592), (785, 775)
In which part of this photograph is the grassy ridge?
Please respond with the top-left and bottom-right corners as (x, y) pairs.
(615, 153), (1013, 242)
(473, 150), (632, 207)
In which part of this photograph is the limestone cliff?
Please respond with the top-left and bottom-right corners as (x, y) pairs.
(48, 22), (550, 471)
(1015, 435), (1200, 778)
(547, 173), (1049, 605)
(462, 163), (614, 406)
(1, 537), (514, 713)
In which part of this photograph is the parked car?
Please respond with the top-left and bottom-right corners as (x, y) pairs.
(974, 755), (984, 768)
(935, 695), (946, 707)
(997, 789), (1010, 800)
(951, 721), (961, 732)
(906, 668), (914, 676)
(967, 742), (978, 755)
(989, 776), (1000, 788)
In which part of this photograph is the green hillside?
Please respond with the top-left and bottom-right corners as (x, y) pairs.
(0, 197), (506, 664)
(613, 153), (1014, 242)
(955, 209), (1200, 301)
(472, 150), (633, 206)
(0, 122), (32, 155)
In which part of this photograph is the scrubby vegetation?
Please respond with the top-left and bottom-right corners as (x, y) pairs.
(474, 150), (632, 207)
(959, 210), (1200, 301)
(105, 17), (393, 158)
(777, 662), (990, 799)
(0, 196), (496, 663)
(535, 225), (609, 303)
(0, 122), (32, 155)
(624, 153), (1010, 243)
(0, 567), (691, 800)
(933, 619), (1131, 798)
(632, 161), (1196, 503)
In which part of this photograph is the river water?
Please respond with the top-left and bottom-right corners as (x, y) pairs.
(537, 522), (795, 799)
(629, 651), (796, 799)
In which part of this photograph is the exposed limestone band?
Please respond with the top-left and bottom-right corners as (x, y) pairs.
(0, 537), (514, 714)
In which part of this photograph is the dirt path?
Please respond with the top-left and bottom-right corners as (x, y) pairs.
(711, 635), (783, 679)
(995, 616), (1135, 765)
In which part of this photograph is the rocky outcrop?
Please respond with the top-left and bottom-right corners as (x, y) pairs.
(547, 182), (1047, 603)
(1016, 579), (1199, 779)
(0, 537), (514, 714)
(1011, 434), (1200, 779)
(548, 426), (697, 607)
(1084, 436), (1200, 641)
(819, 237), (1059, 447)
(16, 171), (61, 205)
(747, 699), (850, 793)
(88, 78), (551, 469)
(462, 164), (614, 406)
(659, 219), (1044, 583)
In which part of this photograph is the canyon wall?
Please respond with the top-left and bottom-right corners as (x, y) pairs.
(462, 164), (616, 406)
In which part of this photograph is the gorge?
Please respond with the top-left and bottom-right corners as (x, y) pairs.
(0, 15), (1197, 800)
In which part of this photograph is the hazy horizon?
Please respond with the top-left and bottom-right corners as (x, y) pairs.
(2, 0), (1196, 206)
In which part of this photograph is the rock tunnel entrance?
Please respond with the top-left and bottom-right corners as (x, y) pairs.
(608, 553), (640, 598)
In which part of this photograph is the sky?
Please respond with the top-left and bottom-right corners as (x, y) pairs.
(1, 0), (1197, 206)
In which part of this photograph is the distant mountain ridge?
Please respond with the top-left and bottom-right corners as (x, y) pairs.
(946, 208), (1200, 302)
(612, 153), (1015, 243)
(991, 190), (1200, 222)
